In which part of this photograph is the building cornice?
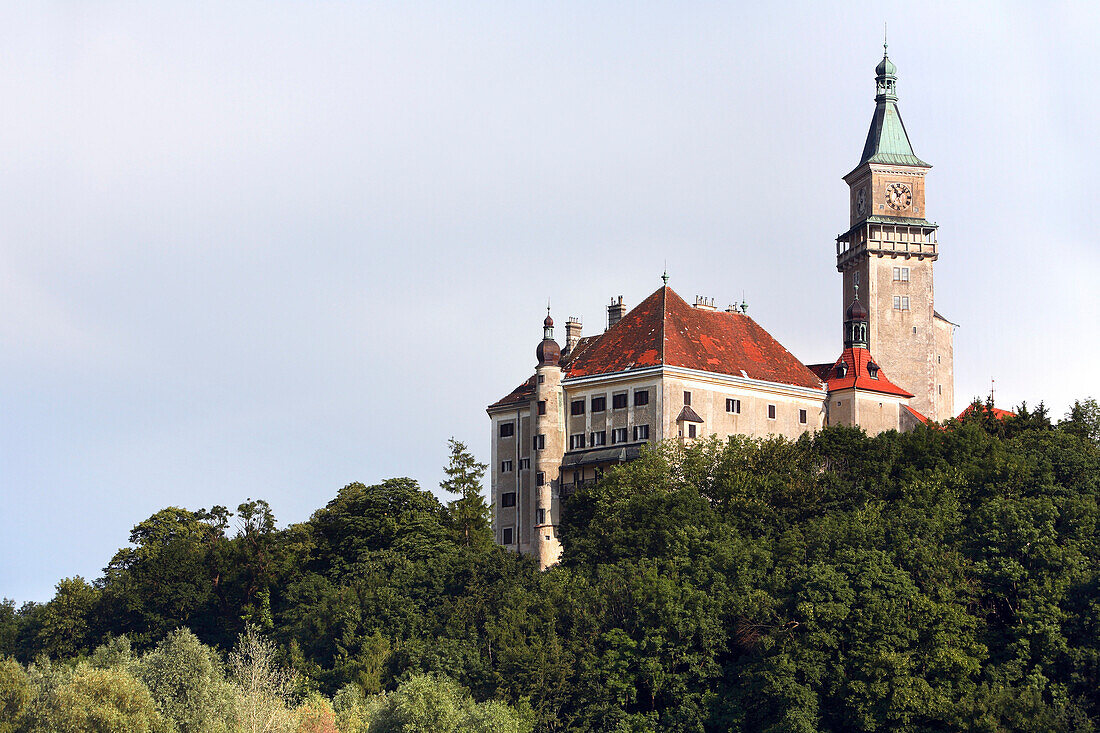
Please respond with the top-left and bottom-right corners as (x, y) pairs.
(562, 364), (826, 401)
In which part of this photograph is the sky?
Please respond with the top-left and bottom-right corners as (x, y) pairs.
(2, 1), (1098, 603)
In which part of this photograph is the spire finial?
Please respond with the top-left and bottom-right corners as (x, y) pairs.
(884, 22), (888, 55)
(854, 281), (860, 302)
(662, 268), (669, 286)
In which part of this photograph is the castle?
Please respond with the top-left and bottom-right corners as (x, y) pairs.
(487, 47), (955, 568)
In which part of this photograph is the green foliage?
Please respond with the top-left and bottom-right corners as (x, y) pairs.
(0, 657), (31, 733)
(43, 664), (168, 733)
(7, 423), (1099, 731)
(440, 438), (493, 549)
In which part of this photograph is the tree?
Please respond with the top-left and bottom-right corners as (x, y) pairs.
(440, 438), (492, 548)
(229, 625), (296, 733)
(0, 657), (30, 733)
(1061, 397), (1100, 444)
(45, 664), (168, 733)
(136, 627), (234, 733)
(35, 577), (98, 659)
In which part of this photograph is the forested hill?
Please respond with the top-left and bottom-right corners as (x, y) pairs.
(2, 400), (1099, 732)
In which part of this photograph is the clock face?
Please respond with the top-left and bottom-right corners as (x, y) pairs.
(885, 182), (913, 211)
(855, 187), (868, 216)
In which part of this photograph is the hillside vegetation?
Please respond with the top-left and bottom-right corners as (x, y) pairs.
(2, 399), (1099, 732)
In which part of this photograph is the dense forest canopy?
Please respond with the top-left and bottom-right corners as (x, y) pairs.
(2, 400), (1099, 732)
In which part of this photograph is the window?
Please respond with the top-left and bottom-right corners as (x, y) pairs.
(938, 384), (943, 395)
(687, 424), (697, 438)
(726, 398), (741, 414)
(633, 424), (650, 441)
(591, 396), (606, 412)
(893, 266), (910, 282)
(938, 355), (941, 364)
(519, 458), (530, 470)
(767, 404), (776, 420)
(501, 460), (513, 472)
(571, 399), (585, 416)
(893, 296), (901, 310)
(537, 374), (545, 384)
(612, 393), (628, 409)
(537, 508), (546, 524)
(537, 400), (546, 415)
(894, 296), (910, 311)
(536, 471), (545, 486)
(634, 390), (650, 407)
(569, 434), (585, 450)
(499, 422), (514, 438)
(533, 434), (545, 450)
(573, 470), (580, 483)
(500, 492), (516, 507)
(799, 409), (808, 424)
(590, 431), (606, 447)
(502, 527), (513, 545)
(611, 427), (628, 444)
(683, 391), (692, 405)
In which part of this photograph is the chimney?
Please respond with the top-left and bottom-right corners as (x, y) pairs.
(564, 317), (583, 355)
(693, 296), (717, 311)
(607, 296), (627, 330)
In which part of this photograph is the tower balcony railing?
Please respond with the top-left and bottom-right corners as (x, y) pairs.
(836, 223), (938, 265)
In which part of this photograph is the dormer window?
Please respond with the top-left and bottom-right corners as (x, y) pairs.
(836, 360), (848, 378)
(867, 361), (880, 379)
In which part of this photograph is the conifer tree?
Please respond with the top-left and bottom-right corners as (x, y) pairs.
(440, 439), (493, 548)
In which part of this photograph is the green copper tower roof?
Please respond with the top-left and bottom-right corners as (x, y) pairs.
(853, 44), (929, 171)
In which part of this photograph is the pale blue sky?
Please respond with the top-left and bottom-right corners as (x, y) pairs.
(2, 2), (1097, 602)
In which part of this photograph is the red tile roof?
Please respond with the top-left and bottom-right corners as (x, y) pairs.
(904, 405), (930, 424)
(488, 375), (536, 411)
(957, 404), (1014, 421)
(820, 346), (914, 398)
(563, 286), (824, 390)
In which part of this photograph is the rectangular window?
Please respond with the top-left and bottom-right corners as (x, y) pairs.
(767, 404), (776, 420)
(498, 422), (514, 438)
(612, 393), (628, 409)
(500, 492), (516, 507)
(901, 267), (910, 282)
(537, 508), (546, 524)
(573, 470), (580, 483)
(633, 424), (650, 441)
(571, 399), (585, 416)
(533, 434), (545, 450)
(502, 527), (514, 545)
(799, 409), (808, 424)
(687, 424), (697, 438)
(611, 427), (628, 444)
(893, 266), (900, 281)
(519, 458), (530, 470)
(938, 384), (943, 395)
(634, 390), (650, 406)
(569, 433), (585, 450)
(591, 396), (606, 412)
(537, 400), (546, 415)
(501, 460), (513, 472)
(536, 471), (545, 486)
(537, 374), (545, 384)
(902, 296), (910, 310)
(726, 398), (741, 414)
(590, 431), (606, 447)
(893, 295), (901, 310)
(683, 391), (691, 406)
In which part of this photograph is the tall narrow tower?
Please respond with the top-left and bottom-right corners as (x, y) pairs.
(836, 45), (954, 421)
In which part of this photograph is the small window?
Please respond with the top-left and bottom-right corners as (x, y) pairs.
(499, 422), (514, 438)
(726, 398), (741, 414)
(569, 434), (585, 450)
(571, 399), (585, 416)
(501, 492), (516, 508)
(611, 427), (627, 444)
(634, 390), (650, 407)
(799, 409), (807, 425)
(913, 326), (917, 334)
(536, 471), (545, 486)
(633, 424), (650, 441)
(502, 527), (514, 545)
(519, 458), (530, 470)
(687, 424), (697, 438)
(683, 391), (691, 406)
(537, 374), (545, 384)
(902, 296), (910, 310)
(537, 508), (546, 524)
(537, 400), (546, 415)
(767, 404), (776, 420)
(893, 266), (900, 281)
(938, 384), (943, 395)
(902, 267), (910, 282)
(591, 396), (606, 413)
(501, 460), (513, 472)
(533, 434), (545, 450)
(612, 393), (628, 409)
(938, 355), (941, 364)
(893, 296), (901, 310)
(590, 431), (606, 447)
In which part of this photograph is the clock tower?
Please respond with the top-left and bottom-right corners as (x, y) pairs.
(835, 45), (954, 421)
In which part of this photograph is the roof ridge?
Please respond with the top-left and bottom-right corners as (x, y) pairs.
(659, 286), (667, 365)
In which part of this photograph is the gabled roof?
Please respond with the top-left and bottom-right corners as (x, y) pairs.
(676, 405), (705, 423)
(957, 404), (1014, 421)
(563, 286), (824, 391)
(904, 405), (930, 424)
(820, 346), (913, 398)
